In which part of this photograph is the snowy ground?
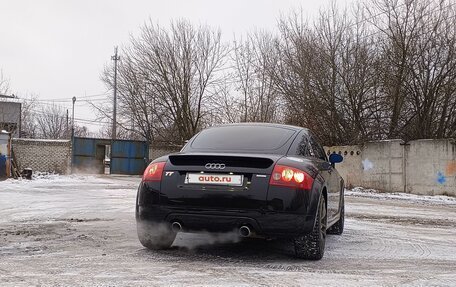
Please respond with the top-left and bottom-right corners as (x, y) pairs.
(1, 175), (455, 286)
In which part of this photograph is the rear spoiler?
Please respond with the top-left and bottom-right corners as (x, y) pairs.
(168, 154), (275, 169)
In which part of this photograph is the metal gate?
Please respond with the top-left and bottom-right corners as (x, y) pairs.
(73, 137), (148, 175)
(72, 137), (110, 174)
(110, 139), (148, 175)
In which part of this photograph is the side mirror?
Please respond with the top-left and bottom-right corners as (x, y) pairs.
(329, 153), (343, 166)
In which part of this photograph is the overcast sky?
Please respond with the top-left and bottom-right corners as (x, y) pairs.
(0, 0), (352, 132)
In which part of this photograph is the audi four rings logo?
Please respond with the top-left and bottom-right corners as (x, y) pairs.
(205, 163), (226, 170)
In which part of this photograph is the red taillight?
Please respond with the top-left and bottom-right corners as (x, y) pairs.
(143, 162), (165, 181)
(269, 165), (314, 189)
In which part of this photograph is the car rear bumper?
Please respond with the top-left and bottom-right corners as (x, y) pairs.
(137, 205), (316, 238)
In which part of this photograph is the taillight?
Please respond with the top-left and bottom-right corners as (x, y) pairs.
(143, 162), (165, 181)
(269, 165), (314, 189)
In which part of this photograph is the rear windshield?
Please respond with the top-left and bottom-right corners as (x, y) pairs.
(187, 125), (297, 152)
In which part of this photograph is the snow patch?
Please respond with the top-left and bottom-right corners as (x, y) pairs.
(1, 173), (113, 187)
(346, 187), (456, 205)
(12, 138), (69, 143)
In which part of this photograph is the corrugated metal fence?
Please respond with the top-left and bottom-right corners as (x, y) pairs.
(72, 137), (148, 175)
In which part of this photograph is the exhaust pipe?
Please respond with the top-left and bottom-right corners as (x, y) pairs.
(239, 226), (251, 237)
(171, 221), (182, 232)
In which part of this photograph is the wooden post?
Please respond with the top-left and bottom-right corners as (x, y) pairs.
(6, 133), (11, 178)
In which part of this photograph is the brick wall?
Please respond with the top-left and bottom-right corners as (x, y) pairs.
(12, 139), (72, 174)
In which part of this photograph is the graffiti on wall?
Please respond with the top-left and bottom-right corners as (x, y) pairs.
(436, 161), (456, 185)
(436, 172), (446, 185)
(362, 158), (374, 171)
(446, 161), (456, 176)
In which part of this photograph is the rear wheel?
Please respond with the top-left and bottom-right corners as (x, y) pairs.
(327, 196), (344, 235)
(137, 220), (176, 250)
(293, 195), (327, 260)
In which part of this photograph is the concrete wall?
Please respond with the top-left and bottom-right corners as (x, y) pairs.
(325, 144), (364, 189)
(326, 139), (456, 196)
(12, 138), (72, 174)
(405, 139), (456, 195)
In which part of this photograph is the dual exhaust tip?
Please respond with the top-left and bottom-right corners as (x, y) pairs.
(171, 221), (182, 232)
(171, 221), (252, 238)
(238, 225), (251, 237)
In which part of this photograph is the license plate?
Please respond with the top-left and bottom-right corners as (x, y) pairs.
(185, 173), (244, 186)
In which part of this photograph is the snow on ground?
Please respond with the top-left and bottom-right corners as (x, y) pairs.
(347, 186), (456, 205)
(1, 175), (456, 286)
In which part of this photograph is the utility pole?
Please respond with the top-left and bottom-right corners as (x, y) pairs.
(71, 97), (76, 174)
(111, 46), (120, 140)
(66, 109), (69, 138)
(72, 97), (76, 139)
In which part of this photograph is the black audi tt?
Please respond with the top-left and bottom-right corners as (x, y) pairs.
(136, 123), (344, 260)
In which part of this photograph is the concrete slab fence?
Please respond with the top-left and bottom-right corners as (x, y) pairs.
(326, 139), (456, 196)
(13, 137), (452, 196)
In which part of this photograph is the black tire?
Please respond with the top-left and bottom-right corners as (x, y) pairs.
(327, 196), (344, 235)
(293, 195), (327, 260)
(137, 220), (176, 250)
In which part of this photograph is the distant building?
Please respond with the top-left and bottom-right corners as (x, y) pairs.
(0, 101), (21, 138)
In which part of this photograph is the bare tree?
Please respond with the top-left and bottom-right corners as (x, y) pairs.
(35, 104), (68, 139)
(0, 69), (10, 95)
(271, 5), (381, 145)
(334, 4), (385, 142)
(73, 125), (92, 138)
(95, 122), (139, 140)
(270, 10), (319, 132)
(230, 32), (283, 123)
(367, 0), (426, 139)
(95, 4), (456, 145)
(268, 0), (456, 144)
(401, 0), (456, 139)
(368, 0), (456, 140)
(101, 19), (229, 143)
(19, 95), (38, 138)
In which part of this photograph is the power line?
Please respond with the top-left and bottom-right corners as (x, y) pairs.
(74, 119), (110, 126)
(29, 101), (71, 109)
(16, 97), (109, 112)
(77, 92), (110, 99)
(80, 98), (109, 103)
(33, 92), (109, 102)
(29, 109), (110, 124)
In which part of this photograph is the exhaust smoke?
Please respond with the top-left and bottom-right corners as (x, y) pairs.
(173, 230), (241, 250)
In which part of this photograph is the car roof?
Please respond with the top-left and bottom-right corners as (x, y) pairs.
(208, 122), (309, 133)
